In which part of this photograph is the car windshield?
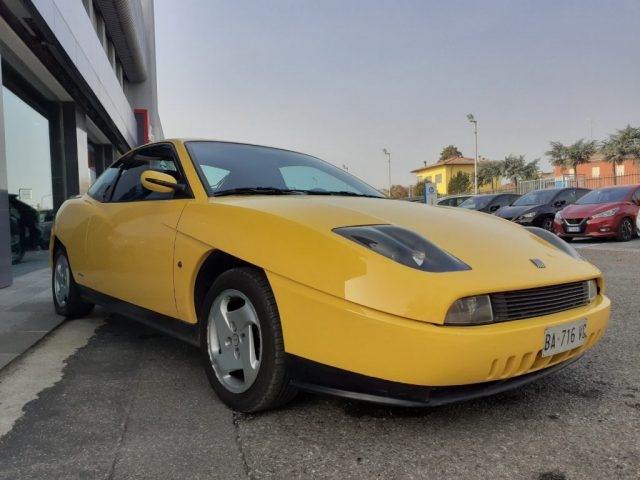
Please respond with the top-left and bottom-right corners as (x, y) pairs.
(185, 141), (385, 198)
(575, 187), (632, 204)
(513, 190), (557, 206)
(459, 196), (491, 209)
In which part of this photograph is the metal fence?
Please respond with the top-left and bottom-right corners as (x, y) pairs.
(502, 173), (640, 195)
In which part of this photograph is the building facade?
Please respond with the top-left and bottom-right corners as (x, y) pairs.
(0, 0), (163, 288)
(552, 154), (640, 188)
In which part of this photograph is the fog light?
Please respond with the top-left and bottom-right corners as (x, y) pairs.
(444, 295), (494, 325)
(599, 228), (610, 232)
(587, 280), (598, 302)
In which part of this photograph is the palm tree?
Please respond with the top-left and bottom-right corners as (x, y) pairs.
(477, 160), (503, 192)
(600, 125), (640, 184)
(546, 139), (597, 185)
(502, 155), (539, 191)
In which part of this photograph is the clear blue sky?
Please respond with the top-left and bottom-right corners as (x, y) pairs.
(154, 0), (640, 189)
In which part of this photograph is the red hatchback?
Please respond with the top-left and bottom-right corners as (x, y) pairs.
(554, 185), (640, 241)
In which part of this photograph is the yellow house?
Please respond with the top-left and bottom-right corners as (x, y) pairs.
(411, 157), (476, 195)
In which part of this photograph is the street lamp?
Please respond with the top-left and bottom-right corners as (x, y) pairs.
(382, 148), (391, 196)
(467, 114), (478, 194)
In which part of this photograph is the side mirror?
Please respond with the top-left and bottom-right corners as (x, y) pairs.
(489, 205), (500, 212)
(140, 170), (185, 193)
(553, 200), (566, 207)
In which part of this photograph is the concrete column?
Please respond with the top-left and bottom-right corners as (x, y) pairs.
(0, 56), (13, 288)
(94, 144), (114, 176)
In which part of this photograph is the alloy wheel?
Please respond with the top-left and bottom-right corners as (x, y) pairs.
(54, 254), (70, 307)
(620, 218), (633, 241)
(206, 289), (263, 394)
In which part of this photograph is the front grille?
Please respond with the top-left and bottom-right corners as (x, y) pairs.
(490, 281), (590, 322)
(565, 218), (585, 225)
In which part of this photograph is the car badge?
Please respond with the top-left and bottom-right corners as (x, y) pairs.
(530, 258), (545, 269)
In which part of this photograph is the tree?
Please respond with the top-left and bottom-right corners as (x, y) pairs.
(600, 125), (640, 184)
(413, 181), (425, 198)
(439, 145), (462, 162)
(447, 171), (472, 194)
(546, 139), (597, 182)
(477, 160), (503, 192)
(502, 155), (539, 190)
(389, 184), (409, 199)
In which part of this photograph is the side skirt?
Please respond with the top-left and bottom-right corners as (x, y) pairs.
(79, 286), (199, 346)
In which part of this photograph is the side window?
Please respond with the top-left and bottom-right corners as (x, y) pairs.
(554, 189), (574, 205)
(110, 145), (185, 202)
(493, 195), (512, 208)
(87, 167), (120, 202)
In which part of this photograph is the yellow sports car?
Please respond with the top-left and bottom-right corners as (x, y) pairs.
(51, 140), (610, 412)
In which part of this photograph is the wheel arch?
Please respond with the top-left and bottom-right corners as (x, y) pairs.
(193, 250), (256, 320)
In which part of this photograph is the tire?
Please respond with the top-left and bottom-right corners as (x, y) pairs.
(199, 267), (297, 412)
(615, 217), (633, 242)
(10, 219), (25, 264)
(52, 248), (95, 318)
(540, 217), (554, 232)
(11, 235), (24, 265)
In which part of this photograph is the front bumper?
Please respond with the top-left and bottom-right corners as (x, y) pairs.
(554, 217), (620, 238)
(269, 272), (610, 388)
(288, 353), (583, 407)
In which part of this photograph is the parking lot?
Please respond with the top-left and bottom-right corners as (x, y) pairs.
(0, 238), (638, 480)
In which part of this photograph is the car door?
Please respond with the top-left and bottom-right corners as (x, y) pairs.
(83, 144), (192, 318)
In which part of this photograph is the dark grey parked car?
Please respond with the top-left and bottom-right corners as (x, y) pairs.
(459, 193), (521, 214)
(435, 194), (474, 207)
(494, 187), (590, 231)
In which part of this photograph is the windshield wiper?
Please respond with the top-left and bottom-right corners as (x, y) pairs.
(321, 190), (384, 198)
(212, 187), (384, 199)
(212, 187), (308, 197)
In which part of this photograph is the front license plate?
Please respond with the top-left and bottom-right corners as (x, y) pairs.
(566, 226), (581, 233)
(542, 319), (587, 357)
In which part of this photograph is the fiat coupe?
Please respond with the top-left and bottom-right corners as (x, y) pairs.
(50, 140), (610, 412)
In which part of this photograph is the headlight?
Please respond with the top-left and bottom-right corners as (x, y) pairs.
(591, 208), (618, 219)
(444, 295), (493, 325)
(520, 211), (537, 219)
(333, 225), (470, 272)
(555, 211), (563, 220)
(525, 227), (583, 260)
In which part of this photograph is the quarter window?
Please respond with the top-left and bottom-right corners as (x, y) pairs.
(87, 167), (119, 202)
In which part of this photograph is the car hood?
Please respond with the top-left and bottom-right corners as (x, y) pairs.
(494, 204), (542, 219)
(178, 196), (602, 324)
(561, 202), (623, 218)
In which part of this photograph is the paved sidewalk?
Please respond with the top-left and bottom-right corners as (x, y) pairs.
(0, 267), (62, 370)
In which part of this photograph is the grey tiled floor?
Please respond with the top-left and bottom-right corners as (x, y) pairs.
(0, 267), (62, 370)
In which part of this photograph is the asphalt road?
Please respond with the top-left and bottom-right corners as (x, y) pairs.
(0, 239), (638, 480)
